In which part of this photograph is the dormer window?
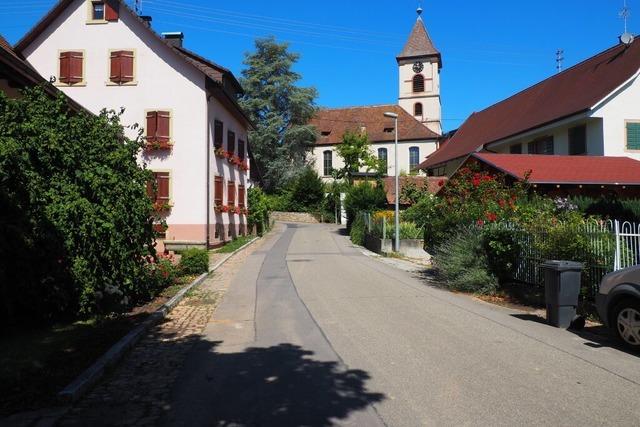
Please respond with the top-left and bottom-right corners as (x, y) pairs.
(321, 131), (331, 137)
(92, 2), (104, 20)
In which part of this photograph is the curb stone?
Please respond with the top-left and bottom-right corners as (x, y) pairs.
(57, 235), (260, 404)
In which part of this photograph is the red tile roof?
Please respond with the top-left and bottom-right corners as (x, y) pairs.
(420, 38), (640, 169)
(397, 17), (441, 63)
(472, 153), (640, 185)
(382, 176), (445, 204)
(0, 35), (18, 59)
(311, 105), (439, 145)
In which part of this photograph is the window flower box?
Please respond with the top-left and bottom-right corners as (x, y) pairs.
(214, 147), (228, 159)
(153, 201), (173, 212)
(144, 140), (172, 152)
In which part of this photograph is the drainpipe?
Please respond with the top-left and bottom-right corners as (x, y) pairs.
(206, 95), (212, 248)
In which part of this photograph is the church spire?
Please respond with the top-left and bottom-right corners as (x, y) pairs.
(397, 5), (441, 67)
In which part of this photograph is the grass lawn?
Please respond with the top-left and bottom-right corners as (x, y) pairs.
(213, 235), (254, 254)
(0, 273), (197, 416)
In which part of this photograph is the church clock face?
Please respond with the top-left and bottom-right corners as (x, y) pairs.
(412, 61), (424, 73)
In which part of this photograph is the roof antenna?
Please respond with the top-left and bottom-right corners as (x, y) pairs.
(135, 0), (142, 15)
(620, 0), (635, 45)
(556, 49), (564, 73)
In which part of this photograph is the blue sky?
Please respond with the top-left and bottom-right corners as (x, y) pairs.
(0, 0), (636, 131)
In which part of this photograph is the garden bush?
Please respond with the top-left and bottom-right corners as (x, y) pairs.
(0, 87), (156, 325)
(248, 187), (270, 235)
(433, 228), (498, 294)
(288, 167), (325, 212)
(350, 214), (366, 246)
(343, 182), (387, 228)
(179, 249), (209, 275)
(145, 259), (179, 292)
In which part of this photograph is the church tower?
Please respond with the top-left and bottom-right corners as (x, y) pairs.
(397, 7), (442, 135)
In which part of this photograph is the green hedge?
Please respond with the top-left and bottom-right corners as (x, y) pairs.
(179, 249), (209, 275)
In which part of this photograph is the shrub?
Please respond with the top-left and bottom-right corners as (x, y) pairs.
(433, 228), (498, 294)
(395, 222), (423, 240)
(481, 226), (522, 284)
(350, 214), (366, 246)
(401, 194), (437, 230)
(570, 195), (640, 222)
(248, 187), (270, 235)
(265, 192), (292, 212)
(0, 87), (156, 324)
(179, 249), (209, 275)
(288, 167), (325, 212)
(343, 182), (387, 228)
(145, 259), (179, 292)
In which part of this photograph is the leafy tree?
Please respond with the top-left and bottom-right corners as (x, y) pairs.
(247, 187), (270, 235)
(239, 37), (318, 192)
(0, 87), (156, 324)
(334, 131), (382, 184)
(343, 182), (388, 228)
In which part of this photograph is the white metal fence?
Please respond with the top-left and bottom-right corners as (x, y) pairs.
(497, 219), (640, 297)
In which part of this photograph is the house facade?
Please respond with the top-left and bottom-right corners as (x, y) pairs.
(15, 0), (252, 250)
(309, 8), (442, 181)
(419, 37), (640, 178)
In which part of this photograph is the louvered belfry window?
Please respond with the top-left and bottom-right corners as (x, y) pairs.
(110, 50), (134, 84)
(412, 74), (425, 93)
(59, 51), (83, 85)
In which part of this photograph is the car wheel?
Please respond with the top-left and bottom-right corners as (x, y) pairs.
(612, 299), (640, 350)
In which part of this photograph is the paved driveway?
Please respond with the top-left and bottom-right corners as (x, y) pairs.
(166, 223), (640, 426)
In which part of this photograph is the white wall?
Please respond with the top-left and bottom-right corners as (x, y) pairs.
(313, 139), (438, 181)
(398, 58), (441, 135)
(591, 73), (640, 160)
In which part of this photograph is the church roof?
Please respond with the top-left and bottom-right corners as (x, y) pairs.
(397, 17), (441, 62)
(310, 105), (440, 145)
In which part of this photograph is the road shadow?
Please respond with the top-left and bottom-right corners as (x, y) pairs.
(510, 313), (640, 358)
(165, 340), (385, 427)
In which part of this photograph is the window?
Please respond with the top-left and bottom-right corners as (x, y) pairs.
(569, 125), (587, 155)
(59, 51), (83, 85)
(527, 136), (554, 154)
(91, 2), (104, 20)
(238, 139), (245, 160)
(412, 74), (424, 93)
(510, 143), (522, 154)
(214, 120), (223, 148)
(109, 50), (134, 84)
(147, 171), (170, 205)
(227, 131), (235, 155)
(89, 1), (118, 22)
(227, 181), (236, 206)
(626, 122), (640, 150)
(409, 146), (420, 170)
(321, 131), (331, 137)
(378, 147), (388, 171)
(323, 150), (332, 177)
(214, 176), (223, 207)
(383, 127), (394, 133)
(414, 103), (423, 117)
(146, 111), (171, 145)
(238, 185), (246, 209)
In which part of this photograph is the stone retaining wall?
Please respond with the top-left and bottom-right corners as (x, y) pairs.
(270, 211), (320, 223)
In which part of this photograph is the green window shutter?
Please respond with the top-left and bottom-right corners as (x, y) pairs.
(627, 122), (640, 150)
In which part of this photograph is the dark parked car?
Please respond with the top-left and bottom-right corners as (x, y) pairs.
(596, 265), (640, 350)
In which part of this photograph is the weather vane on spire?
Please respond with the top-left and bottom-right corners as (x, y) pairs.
(417, 2), (423, 17)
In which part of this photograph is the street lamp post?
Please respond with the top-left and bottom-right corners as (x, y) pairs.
(384, 111), (399, 252)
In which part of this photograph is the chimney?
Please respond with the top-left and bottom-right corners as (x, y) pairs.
(162, 32), (184, 48)
(139, 16), (152, 28)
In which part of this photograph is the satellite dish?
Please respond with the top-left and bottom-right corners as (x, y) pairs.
(620, 32), (635, 45)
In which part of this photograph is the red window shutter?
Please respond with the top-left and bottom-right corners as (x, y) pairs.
(110, 51), (122, 83)
(227, 131), (235, 155)
(227, 181), (236, 206)
(214, 176), (223, 207)
(104, 0), (119, 21)
(156, 172), (170, 202)
(214, 120), (223, 148)
(59, 51), (71, 84)
(157, 111), (171, 143)
(238, 185), (245, 208)
(146, 111), (158, 142)
(69, 52), (83, 84)
(238, 140), (245, 160)
(120, 51), (134, 83)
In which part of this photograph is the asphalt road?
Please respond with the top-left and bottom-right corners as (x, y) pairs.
(166, 223), (640, 427)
